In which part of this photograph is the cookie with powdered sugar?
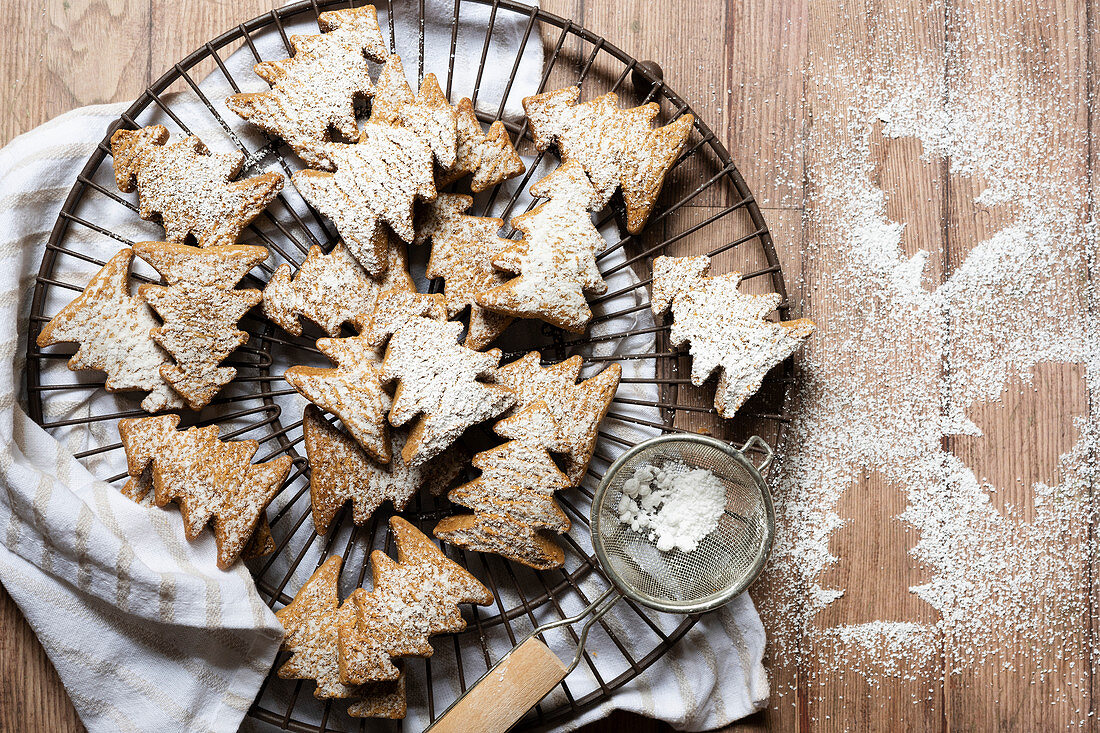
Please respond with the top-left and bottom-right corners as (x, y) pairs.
(285, 334), (391, 463)
(495, 352), (621, 485)
(36, 248), (182, 413)
(382, 317), (515, 466)
(338, 517), (492, 684)
(275, 555), (409, 717)
(118, 414), (292, 569)
(476, 160), (607, 333)
(523, 87), (694, 233)
(370, 55), (458, 169)
(651, 255), (815, 417)
(303, 405), (465, 534)
(111, 125), (283, 247)
(293, 122), (436, 274)
(438, 98), (525, 192)
(134, 241), (267, 410)
(226, 7), (388, 170)
(416, 193), (513, 349)
(434, 401), (572, 569)
(263, 240), (408, 337)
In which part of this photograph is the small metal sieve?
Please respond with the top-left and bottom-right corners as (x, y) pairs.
(431, 434), (776, 733)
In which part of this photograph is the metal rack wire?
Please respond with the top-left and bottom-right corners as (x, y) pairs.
(25, 1), (793, 730)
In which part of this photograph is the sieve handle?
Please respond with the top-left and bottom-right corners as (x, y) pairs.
(427, 636), (569, 733)
(739, 435), (774, 473)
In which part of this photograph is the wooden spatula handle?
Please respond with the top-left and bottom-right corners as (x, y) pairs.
(429, 636), (570, 733)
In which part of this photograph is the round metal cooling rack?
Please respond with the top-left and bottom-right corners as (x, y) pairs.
(25, 1), (794, 730)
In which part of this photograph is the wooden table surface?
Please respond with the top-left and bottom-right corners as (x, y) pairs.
(0, 0), (1092, 731)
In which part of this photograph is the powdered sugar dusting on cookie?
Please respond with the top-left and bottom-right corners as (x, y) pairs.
(478, 160), (607, 333)
(293, 122), (436, 273)
(654, 257), (814, 417)
(36, 248), (181, 413)
(226, 7), (388, 170)
(382, 317), (515, 466)
(111, 125), (283, 247)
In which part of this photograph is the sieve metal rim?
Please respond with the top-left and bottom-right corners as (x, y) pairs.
(591, 433), (777, 615)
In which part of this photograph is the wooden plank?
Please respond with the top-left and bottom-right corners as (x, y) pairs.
(0, 584), (84, 732)
(943, 0), (1092, 726)
(800, 0), (950, 728)
(0, 0), (151, 145)
(725, 0), (807, 210)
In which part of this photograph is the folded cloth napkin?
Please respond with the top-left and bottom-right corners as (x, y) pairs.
(0, 2), (768, 732)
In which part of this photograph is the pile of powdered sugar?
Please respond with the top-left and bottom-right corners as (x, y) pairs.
(617, 461), (727, 552)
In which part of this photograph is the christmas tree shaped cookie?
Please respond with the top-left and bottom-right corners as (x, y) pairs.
(285, 334), (391, 463)
(293, 122), (436, 275)
(382, 317), (515, 466)
(262, 241), (407, 337)
(338, 516), (492, 684)
(134, 242), (267, 410)
(523, 87), (694, 233)
(276, 555), (408, 717)
(226, 7), (388, 169)
(360, 286), (447, 348)
(651, 255), (815, 417)
(370, 55), (458, 169)
(111, 125), (283, 247)
(435, 402), (572, 569)
(418, 193), (513, 349)
(36, 248), (182, 413)
(276, 555), (361, 698)
(118, 414), (292, 568)
(477, 160), (607, 333)
(438, 98), (525, 192)
(495, 352), (621, 485)
(303, 405), (465, 534)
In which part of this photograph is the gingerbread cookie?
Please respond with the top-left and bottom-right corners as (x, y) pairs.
(262, 241), (407, 337)
(523, 87), (694, 233)
(370, 55), (458, 169)
(382, 317), (515, 466)
(134, 241), (267, 410)
(435, 401), (571, 569)
(476, 160), (607, 333)
(418, 193), (513, 349)
(338, 516), (492, 684)
(277, 555), (408, 717)
(649, 254), (709, 315)
(360, 286), (447, 348)
(496, 352), (621, 485)
(226, 7), (388, 169)
(285, 334), (391, 463)
(303, 405), (465, 534)
(438, 98), (525, 192)
(651, 256), (815, 417)
(276, 555), (362, 699)
(118, 414), (292, 568)
(36, 248), (181, 413)
(111, 125), (283, 247)
(293, 122), (436, 275)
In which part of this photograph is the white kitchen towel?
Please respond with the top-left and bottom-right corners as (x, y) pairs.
(0, 2), (768, 733)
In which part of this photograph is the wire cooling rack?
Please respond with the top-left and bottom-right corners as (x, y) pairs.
(25, 0), (793, 730)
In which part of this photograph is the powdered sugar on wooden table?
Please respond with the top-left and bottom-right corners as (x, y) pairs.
(745, 0), (1100, 722)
